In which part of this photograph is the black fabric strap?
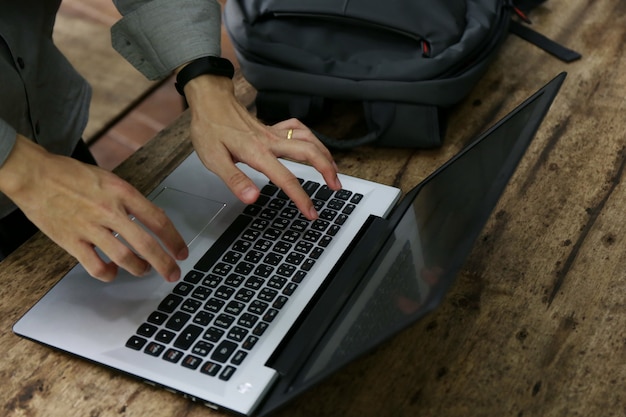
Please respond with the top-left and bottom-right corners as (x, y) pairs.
(509, 20), (582, 63)
(175, 56), (235, 96)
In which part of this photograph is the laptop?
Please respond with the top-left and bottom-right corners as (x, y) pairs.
(13, 72), (566, 416)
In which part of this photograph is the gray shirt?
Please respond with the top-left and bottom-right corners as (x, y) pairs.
(0, 0), (222, 218)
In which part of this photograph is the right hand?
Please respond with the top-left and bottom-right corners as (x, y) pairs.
(0, 135), (188, 282)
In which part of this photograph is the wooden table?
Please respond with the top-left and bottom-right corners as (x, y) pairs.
(2, 0), (625, 415)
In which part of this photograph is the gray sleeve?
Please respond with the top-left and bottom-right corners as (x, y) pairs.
(0, 119), (17, 168)
(111, 0), (223, 81)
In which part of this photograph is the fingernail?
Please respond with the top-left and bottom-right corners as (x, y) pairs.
(335, 175), (342, 189)
(242, 186), (258, 203)
(177, 247), (189, 260)
(309, 207), (319, 220)
(168, 269), (181, 282)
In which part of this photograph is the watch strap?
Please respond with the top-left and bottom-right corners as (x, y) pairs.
(175, 56), (235, 96)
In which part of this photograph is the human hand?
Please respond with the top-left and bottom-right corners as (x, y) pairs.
(0, 136), (188, 282)
(182, 74), (342, 220)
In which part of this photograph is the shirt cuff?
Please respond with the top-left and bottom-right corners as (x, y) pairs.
(111, 0), (222, 81)
(0, 120), (17, 169)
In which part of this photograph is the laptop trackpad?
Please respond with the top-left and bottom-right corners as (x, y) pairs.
(149, 187), (226, 246)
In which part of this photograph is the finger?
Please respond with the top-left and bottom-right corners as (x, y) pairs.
(129, 199), (189, 261)
(272, 135), (342, 191)
(93, 226), (153, 277)
(114, 218), (183, 282)
(249, 156), (318, 220)
(272, 118), (336, 160)
(200, 145), (261, 205)
(72, 241), (119, 282)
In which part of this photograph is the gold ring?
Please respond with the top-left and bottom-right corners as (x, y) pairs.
(287, 128), (294, 140)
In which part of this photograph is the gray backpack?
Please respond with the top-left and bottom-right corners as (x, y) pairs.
(224, 0), (577, 149)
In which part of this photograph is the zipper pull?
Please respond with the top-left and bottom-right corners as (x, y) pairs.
(421, 40), (431, 58)
(513, 4), (533, 24)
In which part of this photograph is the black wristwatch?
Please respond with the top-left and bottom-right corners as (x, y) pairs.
(175, 56), (235, 97)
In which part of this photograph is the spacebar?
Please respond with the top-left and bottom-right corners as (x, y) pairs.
(193, 214), (252, 272)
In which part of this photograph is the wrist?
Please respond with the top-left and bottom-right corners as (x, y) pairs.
(0, 135), (47, 198)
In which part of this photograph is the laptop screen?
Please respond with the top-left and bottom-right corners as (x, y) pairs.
(295, 89), (543, 386)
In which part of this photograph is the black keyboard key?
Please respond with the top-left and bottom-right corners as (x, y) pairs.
(180, 298), (202, 314)
(126, 336), (147, 350)
(231, 350), (248, 365)
(220, 366), (237, 381)
(182, 355), (203, 370)
(232, 240), (252, 253)
(243, 204), (262, 216)
(335, 214), (349, 225)
(191, 286), (212, 301)
(253, 322), (269, 337)
(235, 288), (255, 302)
(192, 341), (214, 357)
(327, 199), (345, 211)
(200, 361), (221, 377)
(205, 297), (225, 313)
(301, 259), (316, 271)
(310, 247), (324, 259)
(193, 311), (214, 326)
(204, 327), (225, 343)
(174, 324), (203, 350)
(242, 336), (259, 351)
(335, 189), (353, 200)
(253, 194), (270, 207)
(173, 282), (194, 296)
(163, 348), (184, 363)
(292, 271), (307, 283)
(258, 287), (278, 302)
(223, 251), (243, 264)
(227, 326), (249, 342)
(245, 249), (264, 263)
(248, 300), (268, 315)
(343, 203), (356, 214)
(147, 311), (168, 325)
(273, 296), (288, 309)
(214, 313), (236, 329)
(225, 301), (246, 315)
(215, 285), (235, 300)
(263, 308), (280, 322)
(260, 184), (278, 196)
(155, 329), (176, 344)
(137, 323), (158, 338)
(212, 340), (238, 363)
(194, 215), (252, 272)
(238, 313), (259, 328)
(268, 198), (286, 210)
(314, 185), (334, 201)
(158, 294), (183, 313)
(183, 270), (204, 284)
(302, 181), (320, 196)
(253, 239), (272, 252)
(351, 193), (364, 204)
(202, 274), (222, 288)
(225, 273), (245, 287)
(253, 264), (274, 279)
(165, 311), (191, 331)
(144, 342), (165, 357)
(283, 283), (298, 296)
(273, 241), (292, 254)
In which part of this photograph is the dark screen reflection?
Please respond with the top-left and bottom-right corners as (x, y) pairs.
(299, 93), (540, 385)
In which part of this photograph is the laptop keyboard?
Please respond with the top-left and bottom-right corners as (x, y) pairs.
(125, 179), (362, 381)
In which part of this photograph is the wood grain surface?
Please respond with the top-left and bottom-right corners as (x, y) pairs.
(2, 0), (626, 416)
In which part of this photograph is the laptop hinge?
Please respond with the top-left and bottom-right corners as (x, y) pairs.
(265, 214), (391, 375)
